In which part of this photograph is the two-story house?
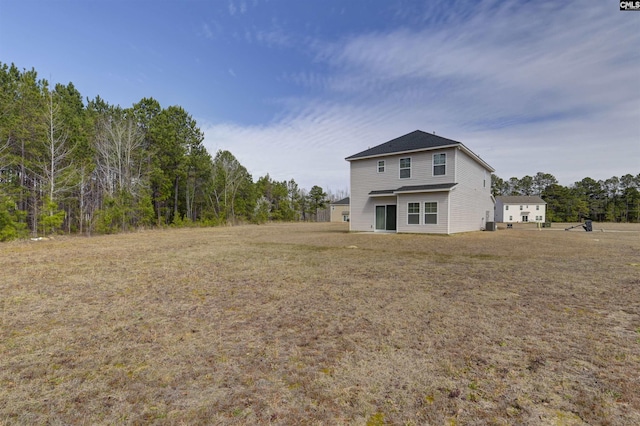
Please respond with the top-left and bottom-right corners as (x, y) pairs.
(495, 195), (547, 223)
(345, 130), (495, 234)
(329, 197), (350, 223)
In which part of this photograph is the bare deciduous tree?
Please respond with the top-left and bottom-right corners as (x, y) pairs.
(212, 150), (251, 223)
(94, 114), (145, 198)
(40, 91), (76, 202)
(35, 91), (76, 234)
(0, 137), (9, 173)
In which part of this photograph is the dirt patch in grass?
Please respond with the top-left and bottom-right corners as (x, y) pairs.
(1, 223), (639, 424)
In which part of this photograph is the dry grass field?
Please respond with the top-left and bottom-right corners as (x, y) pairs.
(1, 222), (639, 425)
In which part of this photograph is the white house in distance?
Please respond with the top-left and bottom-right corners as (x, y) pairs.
(495, 195), (547, 223)
(345, 130), (495, 234)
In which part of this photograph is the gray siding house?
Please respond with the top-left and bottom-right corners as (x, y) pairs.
(345, 130), (495, 234)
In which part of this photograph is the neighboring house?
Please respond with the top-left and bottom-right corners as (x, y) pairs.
(345, 130), (495, 234)
(330, 197), (350, 222)
(495, 195), (547, 223)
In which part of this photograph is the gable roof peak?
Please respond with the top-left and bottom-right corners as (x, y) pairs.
(496, 195), (546, 204)
(345, 130), (462, 161)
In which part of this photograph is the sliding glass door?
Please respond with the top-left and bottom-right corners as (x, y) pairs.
(375, 205), (396, 231)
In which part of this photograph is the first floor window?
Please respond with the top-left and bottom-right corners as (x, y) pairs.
(408, 202), (420, 224)
(424, 202), (437, 224)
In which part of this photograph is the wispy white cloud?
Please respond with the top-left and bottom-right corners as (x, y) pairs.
(254, 27), (292, 48)
(202, 23), (213, 39)
(228, 0), (247, 16)
(203, 0), (640, 190)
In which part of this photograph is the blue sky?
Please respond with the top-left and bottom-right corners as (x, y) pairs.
(1, 0), (639, 193)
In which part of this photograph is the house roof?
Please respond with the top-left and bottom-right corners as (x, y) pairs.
(345, 130), (495, 172)
(346, 130), (459, 160)
(331, 197), (350, 205)
(496, 195), (546, 204)
(395, 183), (458, 193)
(369, 189), (396, 196)
(369, 183), (457, 196)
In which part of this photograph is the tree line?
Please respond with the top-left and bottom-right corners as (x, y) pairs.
(0, 62), (333, 241)
(492, 172), (640, 223)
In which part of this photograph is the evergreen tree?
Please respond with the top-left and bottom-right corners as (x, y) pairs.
(308, 185), (328, 221)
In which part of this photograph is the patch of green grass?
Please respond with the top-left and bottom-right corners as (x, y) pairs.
(366, 412), (385, 426)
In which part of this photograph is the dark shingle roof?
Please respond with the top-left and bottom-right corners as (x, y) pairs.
(369, 183), (457, 196)
(395, 183), (457, 193)
(345, 130), (462, 160)
(496, 195), (546, 204)
(368, 189), (396, 196)
(332, 197), (350, 205)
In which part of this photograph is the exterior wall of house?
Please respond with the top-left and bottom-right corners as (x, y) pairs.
(349, 159), (378, 231)
(349, 148), (457, 232)
(350, 195), (396, 231)
(329, 203), (350, 222)
(497, 203), (546, 223)
(448, 148), (495, 233)
(396, 192), (449, 233)
(495, 200), (505, 222)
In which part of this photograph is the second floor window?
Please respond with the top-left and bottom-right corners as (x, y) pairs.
(400, 158), (411, 179)
(377, 160), (385, 173)
(433, 153), (446, 176)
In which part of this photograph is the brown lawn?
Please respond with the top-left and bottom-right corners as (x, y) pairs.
(1, 222), (639, 425)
